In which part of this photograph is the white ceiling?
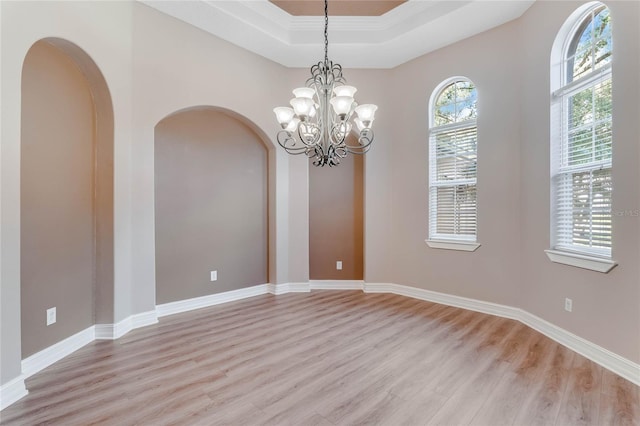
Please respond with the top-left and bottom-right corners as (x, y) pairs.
(141, 0), (535, 69)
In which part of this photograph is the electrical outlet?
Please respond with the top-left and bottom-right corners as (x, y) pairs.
(564, 298), (572, 312)
(336, 261), (343, 270)
(46, 307), (56, 326)
(210, 270), (217, 281)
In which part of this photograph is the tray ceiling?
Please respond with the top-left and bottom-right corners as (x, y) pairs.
(141, 0), (535, 69)
(269, 1), (406, 16)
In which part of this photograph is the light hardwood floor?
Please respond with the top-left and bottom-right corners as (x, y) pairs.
(1, 291), (638, 425)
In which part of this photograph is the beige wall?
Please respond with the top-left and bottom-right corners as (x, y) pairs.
(518, 0), (640, 363)
(309, 152), (363, 280)
(387, 16), (522, 308)
(154, 109), (268, 304)
(385, 0), (639, 363)
(20, 41), (95, 357)
(131, 2), (294, 315)
(1, 0), (134, 384)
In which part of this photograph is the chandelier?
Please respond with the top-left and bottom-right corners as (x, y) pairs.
(273, 0), (378, 167)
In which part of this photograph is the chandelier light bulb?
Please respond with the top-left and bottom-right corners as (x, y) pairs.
(290, 97), (314, 119)
(333, 85), (358, 98)
(273, 107), (295, 127)
(285, 117), (300, 132)
(293, 87), (315, 99)
(355, 104), (378, 123)
(330, 96), (355, 117)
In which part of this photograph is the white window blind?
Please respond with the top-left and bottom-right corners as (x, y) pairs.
(429, 79), (478, 242)
(552, 4), (612, 257)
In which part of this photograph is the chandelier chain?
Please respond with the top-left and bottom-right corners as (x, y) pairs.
(324, 0), (329, 65)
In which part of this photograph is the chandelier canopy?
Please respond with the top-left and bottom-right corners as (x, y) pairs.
(273, 0), (378, 167)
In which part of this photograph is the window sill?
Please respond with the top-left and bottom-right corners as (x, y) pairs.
(544, 249), (617, 273)
(425, 239), (480, 252)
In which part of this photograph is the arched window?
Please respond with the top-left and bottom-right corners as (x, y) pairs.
(550, 3), (612, 260)
(428, 78), (478, 244)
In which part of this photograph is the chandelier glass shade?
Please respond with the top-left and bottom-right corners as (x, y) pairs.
(273, 0), (378, 167)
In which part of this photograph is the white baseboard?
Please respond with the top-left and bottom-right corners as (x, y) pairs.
(21, 326), (96, 378)
(518, 310), (640, 386)
(267, 282), (310, 294)
(310, 280), (364, 290)
(3, 280), (637, 413)
(364, 282), (521, 320)
(156, 284), (269, 317)
(364, 282), (640, 386)
(95, 310), (158, 340)
(0, 375), (28, 411)
(2, 310), (158, 411)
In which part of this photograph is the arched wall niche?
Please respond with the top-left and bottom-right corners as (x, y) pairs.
(20, 37), (114, 358)
(154, 106), (272, 304)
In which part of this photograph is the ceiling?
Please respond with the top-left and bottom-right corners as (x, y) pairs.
(269, 1), (406, 16)
(142, 0), (535, 69)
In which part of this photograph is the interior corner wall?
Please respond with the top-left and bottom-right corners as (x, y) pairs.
(309, 152), (363, 280)
(339, 68), (395, 284)
(385, 0), (640, 364)
(386, 17), (523, 308)
(154, 109), (268, 304)
(518, 0), (640, 364)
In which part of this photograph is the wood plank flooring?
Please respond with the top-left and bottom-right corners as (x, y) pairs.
(1, 291), (638, 425)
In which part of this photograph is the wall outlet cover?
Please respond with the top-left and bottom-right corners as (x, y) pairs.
(564, 298), (572, 312)
(46, 307), (56, 326)
(336, 261), (343, 270)
(210, 270), (217, 281)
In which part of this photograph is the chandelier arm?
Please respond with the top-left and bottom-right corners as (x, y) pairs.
(329, 121), (348, 146)
(297, 122), (322, 147)
(344, 129), (375, 154)
(276, 130), (310, 155)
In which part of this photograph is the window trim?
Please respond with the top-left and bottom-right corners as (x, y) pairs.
(549, 2), (614, 267)
(428, 76), (479, 248)
(425, 239), (481, 252)
(544, 249), (617, 273)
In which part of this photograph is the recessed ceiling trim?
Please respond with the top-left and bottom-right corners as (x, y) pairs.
(140, 0), (535, 69)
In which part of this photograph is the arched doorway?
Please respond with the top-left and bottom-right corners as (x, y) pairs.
(154, 107), (269, 304)
(20, 39), (114, 358)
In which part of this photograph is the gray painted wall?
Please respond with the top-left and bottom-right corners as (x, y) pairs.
(309, 152), (363, 280)
(154, 109), (268, 304)
(20, 41), (95, 358)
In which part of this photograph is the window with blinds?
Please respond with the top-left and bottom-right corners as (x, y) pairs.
(551, 4), (612, 257)
(429, 79), (478, 242)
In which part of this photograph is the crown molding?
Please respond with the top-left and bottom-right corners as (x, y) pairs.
(139, 0), (535, 68)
